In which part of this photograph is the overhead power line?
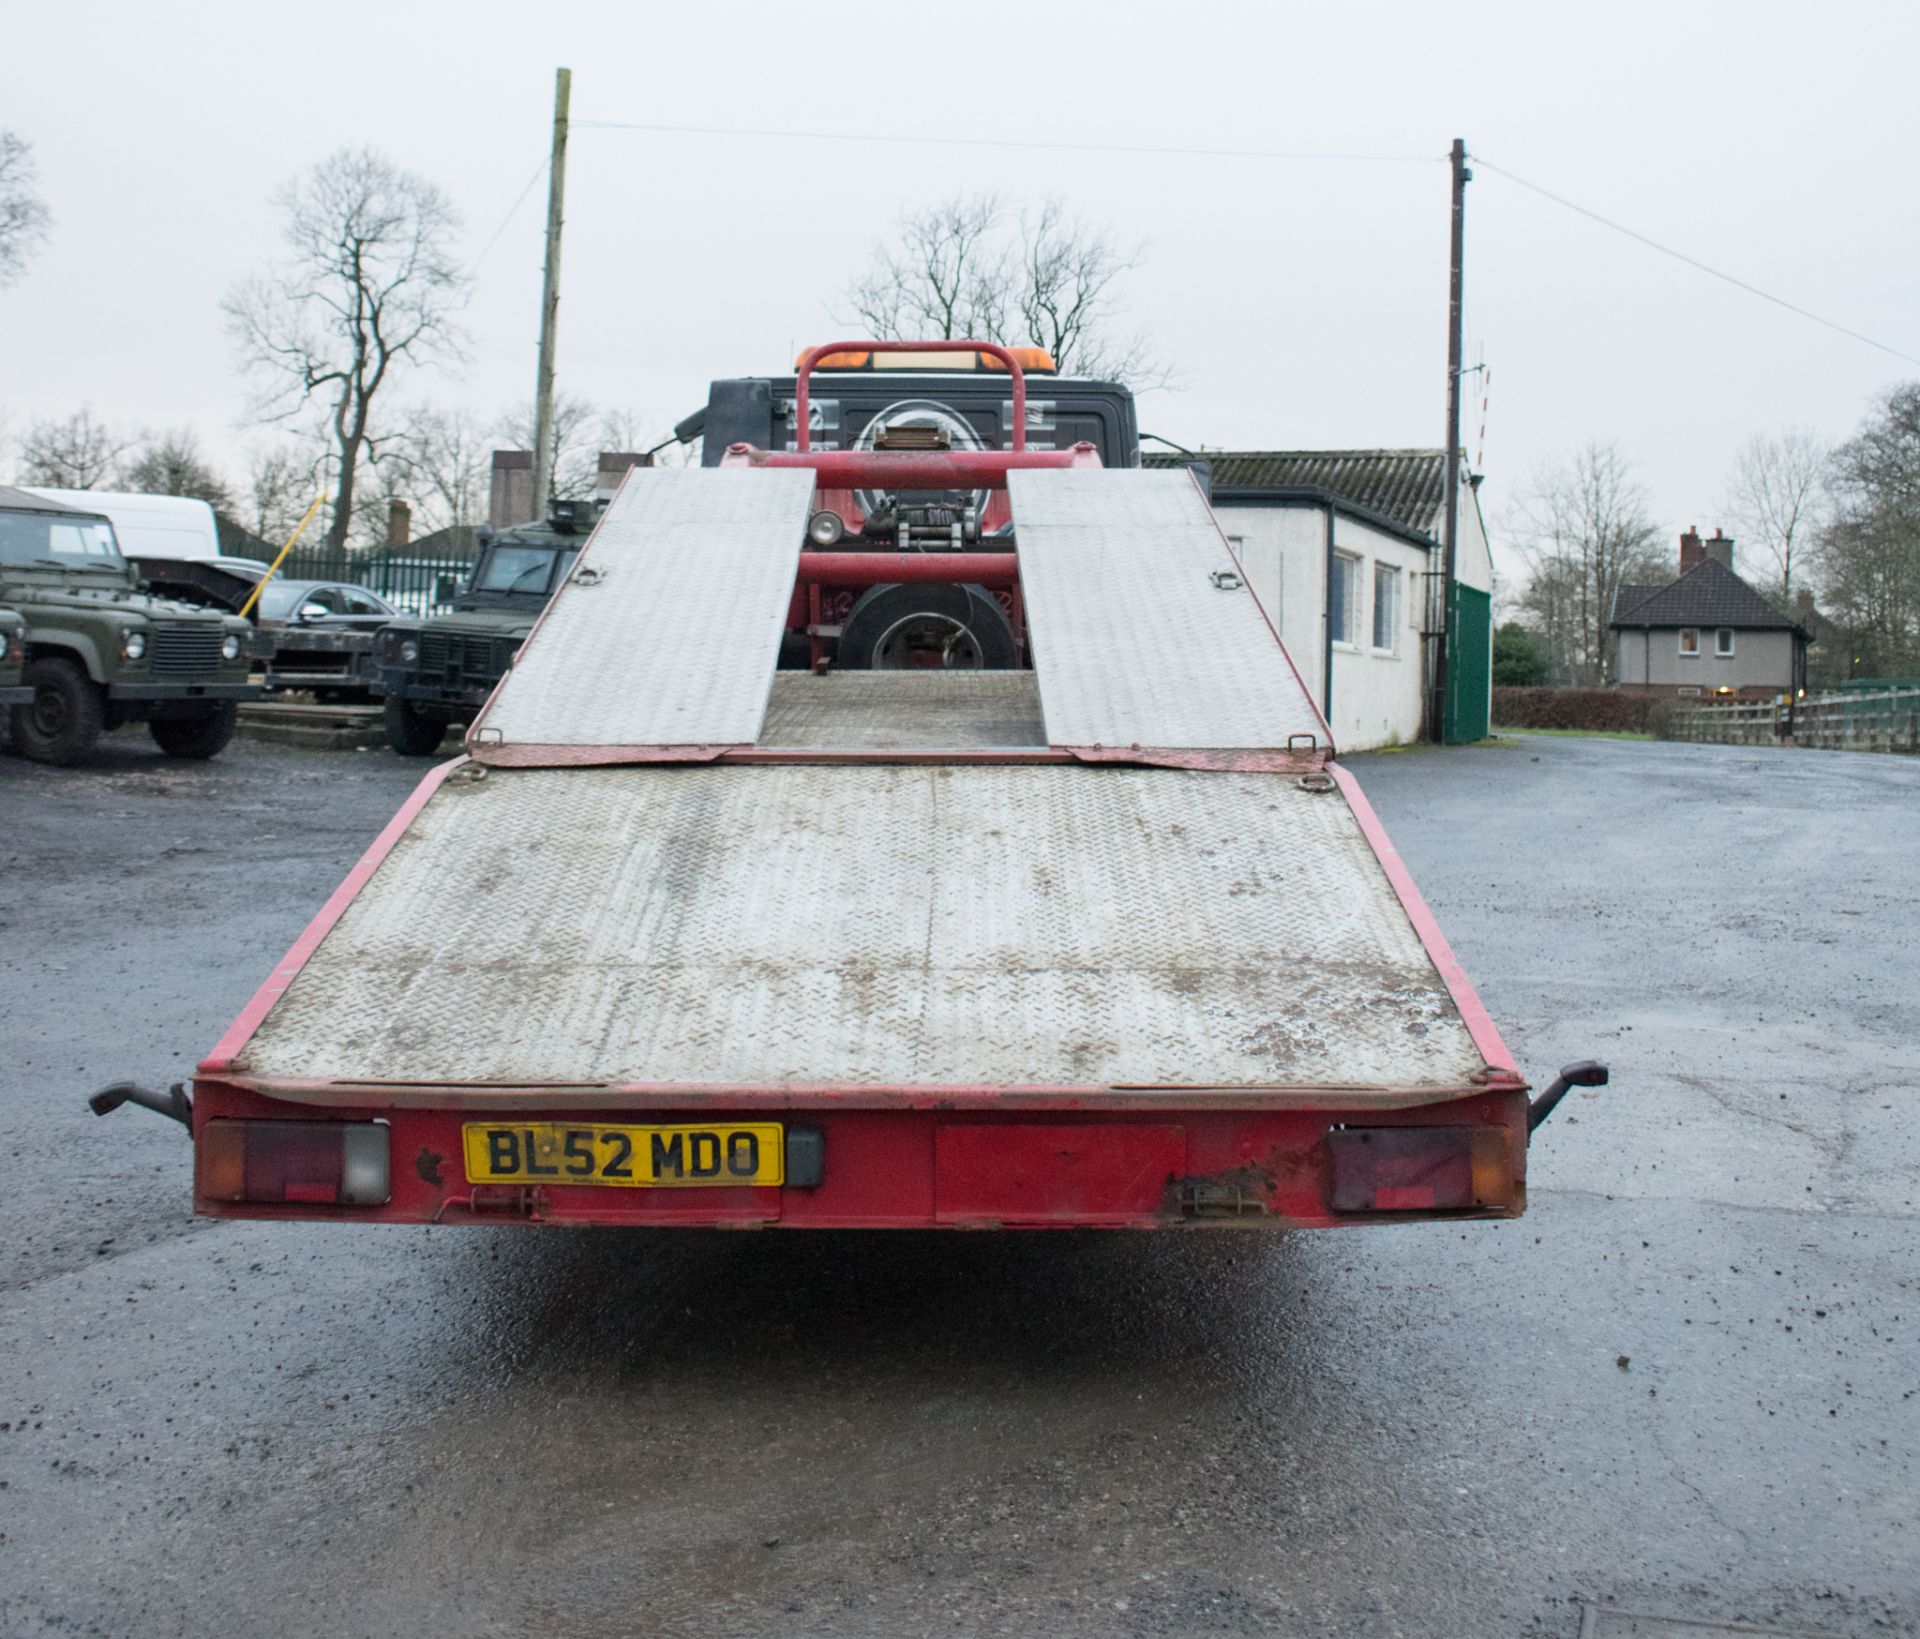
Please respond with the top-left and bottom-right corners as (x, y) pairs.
(573, 118), (1441, 166)
(1470, 152), (1920, 369)
(468, 158), (550, 275)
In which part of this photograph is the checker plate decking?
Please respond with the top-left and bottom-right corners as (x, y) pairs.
(1008, 468), (1328, 752)
(467, 467), (814, 758)
(234, 764), (1486, 1092)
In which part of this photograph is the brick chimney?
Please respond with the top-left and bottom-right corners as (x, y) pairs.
(385, 498), (412, 549)
(489, 450), (534, 528)
(1679, 526), (1704, 573)
(595, 450), (651, 500)
(1703, 528), (1733, 569)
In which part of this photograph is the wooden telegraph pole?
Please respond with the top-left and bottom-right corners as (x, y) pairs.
(1432, 137), (1470, 742)
(531, 67), (572, 522)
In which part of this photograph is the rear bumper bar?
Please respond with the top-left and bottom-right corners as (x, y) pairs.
(382, 677), (494, 710)
(189, 1081), (1530, 1230)
(0, 684), (31, 706)
(108, 681), (259, 702)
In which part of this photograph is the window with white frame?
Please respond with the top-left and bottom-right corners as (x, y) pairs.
(1330, 553), (1361, 645)
(1372, 563), (1400, 651)
(1678, 628), (1700, 656)
(1715, 627), (1735, 656)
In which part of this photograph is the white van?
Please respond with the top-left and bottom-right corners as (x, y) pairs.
(21, 489), (222, 562)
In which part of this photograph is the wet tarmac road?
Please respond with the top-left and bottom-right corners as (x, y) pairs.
(1, 733), (1914, 1638)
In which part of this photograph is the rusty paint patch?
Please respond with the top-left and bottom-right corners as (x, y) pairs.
(414, 1148), (443, 1186)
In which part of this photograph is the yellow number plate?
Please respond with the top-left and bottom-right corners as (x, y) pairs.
(462, 1123), (784, 1189)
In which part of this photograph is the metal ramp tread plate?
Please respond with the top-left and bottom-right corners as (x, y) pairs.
(1008, 468), (1328, 753)
(467, 467), (816, 762)
(230, 763), (1489, 1095)
(758, 673), (1045, 748)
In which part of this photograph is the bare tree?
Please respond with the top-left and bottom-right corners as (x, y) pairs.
(1012, 199), (1163, 383)
(1818, 383), (1920, 676)
(392, 406), (492, 536)
(844, 194), (1010, 344)
(1513, 441), (1666, 685)
(494, 392), (602, 501)
(1722, 428), (1828, 602)
(224, 148), (469, 551)
(244, 444), (325, 546)
(838, 194), (1172, 388)
(0, 130), (52, 287)
(124, 429), (234, 513)
(17, 407), (131, 488)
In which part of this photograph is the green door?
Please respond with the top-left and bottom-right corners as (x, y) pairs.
(1444, 583), (1492, 743)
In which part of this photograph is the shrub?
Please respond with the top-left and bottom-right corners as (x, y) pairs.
(1491, 622), (1551, 688)
(1491, 687), (1652, 732)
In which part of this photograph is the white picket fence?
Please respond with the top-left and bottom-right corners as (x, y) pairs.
(1666, 689), (1920, 754)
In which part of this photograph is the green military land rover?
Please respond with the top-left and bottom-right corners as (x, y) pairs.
(0, 608), (29, 708)
(374, 499), (591, 755)
(0, 486), (257, 764)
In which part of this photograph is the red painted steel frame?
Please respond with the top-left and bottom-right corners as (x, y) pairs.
(794, 339), (1028, 455)
(718, 442), (1100, 490)
(191, 1081), (1529, 1230)
(794, 551), (1019, 587)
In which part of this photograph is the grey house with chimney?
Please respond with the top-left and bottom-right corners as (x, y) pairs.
(1611, 528), (1812, 700)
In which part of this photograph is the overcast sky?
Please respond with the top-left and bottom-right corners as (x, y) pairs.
(4, 0), (1915, 581)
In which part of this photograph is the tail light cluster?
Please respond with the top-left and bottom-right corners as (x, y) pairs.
(1328, 1126), (1514, 1214)
(198, 1120), (390, 1207)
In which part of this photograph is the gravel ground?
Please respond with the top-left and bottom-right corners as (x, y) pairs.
(0, 729), (1913, 1638)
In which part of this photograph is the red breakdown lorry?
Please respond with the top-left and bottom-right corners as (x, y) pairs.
(95, 342), (1603, 1230)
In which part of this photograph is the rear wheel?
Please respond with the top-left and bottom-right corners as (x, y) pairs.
(149, 703), (237, 760)
(384, 696), (452, 756)
(836, 582), (1017, 670)
(11, 656), (106, 764)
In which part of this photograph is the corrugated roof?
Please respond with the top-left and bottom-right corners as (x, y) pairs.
(1609, 558), (1807, 634)
(1144, 449), (1448, 536)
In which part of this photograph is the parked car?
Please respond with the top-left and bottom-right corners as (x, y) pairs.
(250, 579), (400, 701)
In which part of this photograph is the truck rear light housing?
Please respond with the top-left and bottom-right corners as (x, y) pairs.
(198, 1119), (390, 1207)
(1328, 1126), (1513, 1214)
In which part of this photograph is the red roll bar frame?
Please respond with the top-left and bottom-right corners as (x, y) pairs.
(793, 338), (1029, 454)
(793, 551), (1019, 588)
(719, 442), (1100, 489)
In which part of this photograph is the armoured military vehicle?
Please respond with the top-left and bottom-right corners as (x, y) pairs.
(373, 499), (594, 755)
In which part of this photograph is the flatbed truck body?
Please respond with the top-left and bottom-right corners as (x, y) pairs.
(126, 345), (1596, 1231)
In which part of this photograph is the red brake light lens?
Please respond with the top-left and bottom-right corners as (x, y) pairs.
(1328, 1126), (1514, 1213)
(198, 1120), (390, 1207)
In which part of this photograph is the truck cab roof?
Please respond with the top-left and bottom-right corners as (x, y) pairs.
(695, 369), (1140, 470)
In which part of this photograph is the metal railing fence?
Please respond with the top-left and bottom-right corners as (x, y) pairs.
(266, 547), (473, 618)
